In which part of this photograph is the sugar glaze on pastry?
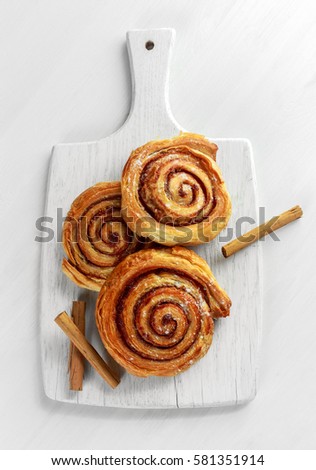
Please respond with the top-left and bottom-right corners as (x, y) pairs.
(62, 182), (145, 291)
(96, 246), (231, 377)
(121, 133), (232, 246)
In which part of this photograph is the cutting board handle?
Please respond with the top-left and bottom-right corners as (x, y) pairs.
(126, 28), (178, 131)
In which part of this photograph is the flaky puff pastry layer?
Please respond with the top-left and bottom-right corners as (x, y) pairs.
(62, 182), (146, 291)
(121, 133), (232, 246)
(96, 246), (231, 377)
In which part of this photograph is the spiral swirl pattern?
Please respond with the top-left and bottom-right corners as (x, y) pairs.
(62, 182), (144, 291)
(121, 133), (232, 246)
(96, 247), (231, 377)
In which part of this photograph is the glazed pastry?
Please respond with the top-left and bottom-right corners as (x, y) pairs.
(96, 246), (231, 377)
(62, 182), (146, 291)
(121, 133), (232, 246)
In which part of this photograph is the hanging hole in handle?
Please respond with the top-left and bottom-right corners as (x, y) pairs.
(145, 41), (154, 51)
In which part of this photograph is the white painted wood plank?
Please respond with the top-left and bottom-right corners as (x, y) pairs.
(40, 29), (262, 408)
(3, 0), (315, 449)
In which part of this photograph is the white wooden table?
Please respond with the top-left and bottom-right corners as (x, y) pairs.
(0, 0), (315, 449)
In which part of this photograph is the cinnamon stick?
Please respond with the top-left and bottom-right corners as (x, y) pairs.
(222, 205), (303, 258)
(69, 301), (86, 391)
(55, 311), (120, 389)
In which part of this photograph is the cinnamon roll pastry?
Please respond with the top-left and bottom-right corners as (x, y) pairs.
(96, 246), (231, 377)
(121, 133), (232, 246)
(62, 182), (145, 291)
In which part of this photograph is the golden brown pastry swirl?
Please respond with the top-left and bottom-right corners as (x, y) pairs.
(62, 182), (144, 291)
(121, 133), (232, 246)
(96, 247), (231, 377)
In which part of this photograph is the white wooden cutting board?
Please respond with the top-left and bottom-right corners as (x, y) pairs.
(40, 29), (262, 408)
